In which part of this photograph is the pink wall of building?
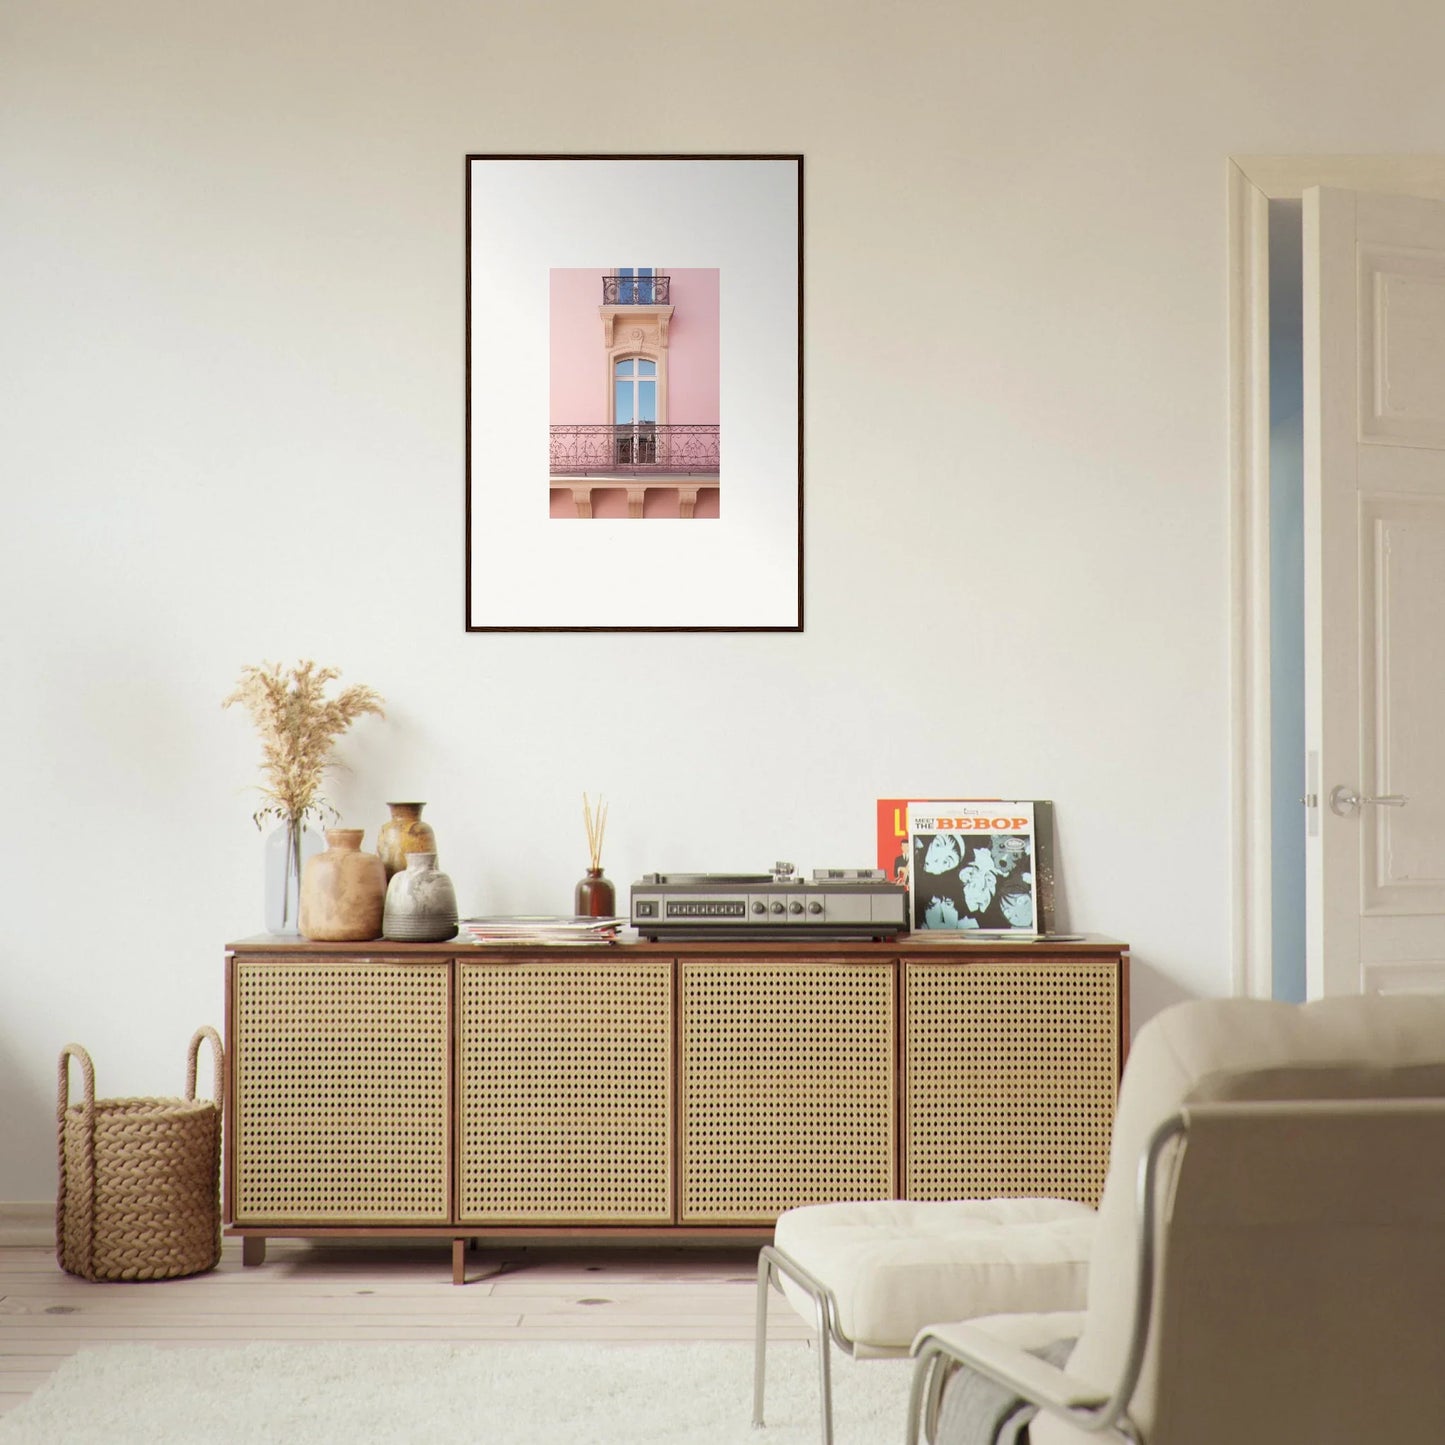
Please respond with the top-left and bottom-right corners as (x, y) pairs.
(549, 267), (719, 424)
(549, 268), (606, 424)
(664, 268), (719, 425)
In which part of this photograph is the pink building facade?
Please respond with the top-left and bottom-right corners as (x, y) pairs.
(549, 268), (719, 519)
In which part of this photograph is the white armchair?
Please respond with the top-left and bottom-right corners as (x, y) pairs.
(907, 993), (1445, 1445)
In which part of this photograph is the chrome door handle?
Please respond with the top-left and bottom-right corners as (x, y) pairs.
(1329, 785), (1408, 816)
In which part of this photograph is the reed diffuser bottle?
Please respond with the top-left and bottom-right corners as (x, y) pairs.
(575, 792), (616, 917)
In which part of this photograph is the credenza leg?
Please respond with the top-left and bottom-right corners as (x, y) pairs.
(452, 1237), (466, 1285)
(242, 1236), (266, 1268)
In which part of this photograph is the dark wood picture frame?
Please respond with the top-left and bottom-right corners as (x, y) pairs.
(464, 153), (804, 633)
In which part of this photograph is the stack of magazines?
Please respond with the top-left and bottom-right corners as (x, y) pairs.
(458, 915), (627, 945)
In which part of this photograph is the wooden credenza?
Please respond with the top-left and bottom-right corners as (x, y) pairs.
(224, 935), (1128, 1281)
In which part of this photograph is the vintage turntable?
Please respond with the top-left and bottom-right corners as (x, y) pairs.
(630, 862), (907, 941)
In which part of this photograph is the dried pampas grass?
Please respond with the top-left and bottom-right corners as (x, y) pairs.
(223, 660), (385, 828)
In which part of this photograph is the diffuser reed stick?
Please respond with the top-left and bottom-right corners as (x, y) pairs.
(582, 792), (608, 870)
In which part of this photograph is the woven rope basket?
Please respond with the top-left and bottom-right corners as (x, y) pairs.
(57, 1026), (223, 1282)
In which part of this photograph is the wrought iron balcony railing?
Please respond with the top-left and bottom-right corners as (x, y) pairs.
(601, 274), (671, 305)
(550, 423), (719, 476)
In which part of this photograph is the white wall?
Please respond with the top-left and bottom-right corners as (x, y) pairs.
(4, 0), (1443, 1201)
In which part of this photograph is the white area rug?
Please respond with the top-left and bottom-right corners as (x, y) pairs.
(0, 1340), (915, 1444)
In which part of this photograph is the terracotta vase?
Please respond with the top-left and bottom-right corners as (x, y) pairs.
(574, 867), (616, 918)
(299, 829), (386, 941)
(383, 853), (460, 942)
(376, 802), (438, 880)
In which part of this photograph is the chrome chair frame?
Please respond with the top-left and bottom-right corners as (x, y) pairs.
(903, 1115), (1187, 1445)
(753, 1242), (876, 1445)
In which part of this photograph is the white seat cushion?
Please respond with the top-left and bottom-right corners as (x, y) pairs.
(772, 1198), (1096, 1354)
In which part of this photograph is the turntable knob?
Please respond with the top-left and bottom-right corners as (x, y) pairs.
(788, 901), (804, 915)
(752, 901), (766, 915)
(807, 901), (824, 915)
(770, 901), (786, 915)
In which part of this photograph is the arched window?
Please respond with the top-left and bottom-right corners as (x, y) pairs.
(614, 357), (657, 464)
(614, 357), (656, 424)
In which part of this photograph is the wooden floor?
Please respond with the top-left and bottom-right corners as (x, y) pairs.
(0, 1239), (811, 1417)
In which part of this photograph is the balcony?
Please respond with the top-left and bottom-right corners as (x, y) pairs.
(550, 424), (719, 476)
(601, 274), (671, 305)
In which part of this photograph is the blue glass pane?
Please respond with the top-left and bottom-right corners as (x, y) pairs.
(637, 359), (656, 376)
(615, 358), (632, 376)
(614, 380), (633, 424)
(637, 380), (655, 422)
(637, 267), (652, 277)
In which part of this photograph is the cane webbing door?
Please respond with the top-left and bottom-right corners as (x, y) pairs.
(679, 959), (895, 1223)
(232, 958), (450, 1223)
(457, 959), (673, 1222)
(904, 959), (1118, 1206)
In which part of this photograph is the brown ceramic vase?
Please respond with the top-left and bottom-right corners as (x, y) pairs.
(574, 867), (616, 917)
(299, 829), (386, 941)
(376, 802), (438, 880)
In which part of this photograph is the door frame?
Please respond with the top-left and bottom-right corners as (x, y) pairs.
(1227, 156), (1445, 998)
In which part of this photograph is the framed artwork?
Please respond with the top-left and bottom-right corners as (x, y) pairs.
(465, 154), (803, 631)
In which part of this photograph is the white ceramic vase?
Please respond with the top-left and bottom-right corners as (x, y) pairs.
(382, 853), (459, 942)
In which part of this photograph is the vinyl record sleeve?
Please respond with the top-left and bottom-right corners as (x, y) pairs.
(877, 798), (1055, 933)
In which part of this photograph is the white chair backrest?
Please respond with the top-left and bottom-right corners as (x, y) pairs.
(1140, 1097), (1445, 1444)
(1032, 993), (1445, 1445)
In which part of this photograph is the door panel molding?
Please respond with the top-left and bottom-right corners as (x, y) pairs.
(1366, 959), (1445, 994)
(1359, 245), (1445, 447)
(1361, 498), (1445, 912)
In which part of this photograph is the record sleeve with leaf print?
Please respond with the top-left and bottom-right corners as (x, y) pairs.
(905, 800), (1055, 934)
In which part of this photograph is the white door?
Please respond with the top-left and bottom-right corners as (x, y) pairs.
(1304, 186), (1445, 996)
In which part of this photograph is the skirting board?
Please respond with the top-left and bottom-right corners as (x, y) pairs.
(0, 1201), (55, 1248)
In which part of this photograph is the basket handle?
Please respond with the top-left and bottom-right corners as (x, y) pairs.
(56, 1044), (98, 1277)
(57, 1043), (95, 1126)
(185, 1026), (224, 1104)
